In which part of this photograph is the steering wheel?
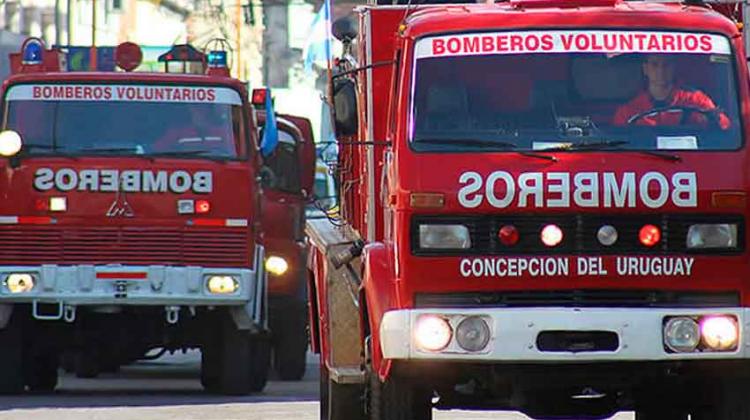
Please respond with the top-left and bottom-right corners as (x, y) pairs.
(626, 105), (720, 128)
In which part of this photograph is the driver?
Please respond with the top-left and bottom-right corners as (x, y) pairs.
(612, 54), (731, 129)
(152, 104), (235, 155)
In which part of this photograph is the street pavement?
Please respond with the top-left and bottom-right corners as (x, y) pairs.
(0, 351), (634, 420)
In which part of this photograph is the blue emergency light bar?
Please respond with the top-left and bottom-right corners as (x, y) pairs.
(207, 51), (228, 68)
(22, 39), (44, 65)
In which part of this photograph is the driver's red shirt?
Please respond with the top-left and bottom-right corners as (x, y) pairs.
(613, 88), (731, 129)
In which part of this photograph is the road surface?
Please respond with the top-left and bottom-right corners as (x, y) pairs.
(0, 351), (634, 420)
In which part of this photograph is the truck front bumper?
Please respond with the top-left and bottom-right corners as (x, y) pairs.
(380, 307), (750, 362)
(0, 246), (267, 325)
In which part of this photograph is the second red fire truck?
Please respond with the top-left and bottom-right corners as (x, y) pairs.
(0, 40), (274, 394)
(309, 0), (750, 418)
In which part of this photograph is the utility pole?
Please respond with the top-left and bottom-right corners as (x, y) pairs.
(235, 0), (242, 79)
(67, 0), (73, 46)
(55, 0), (61, 46)
(90, 0), (97, 71)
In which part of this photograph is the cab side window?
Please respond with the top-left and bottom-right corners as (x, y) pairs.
(262, 128), (301, 193)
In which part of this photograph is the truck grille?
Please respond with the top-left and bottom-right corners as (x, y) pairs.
(415, 290), (740, 308)
(0, 225), (251, 268)
(412, 214), (744, 255)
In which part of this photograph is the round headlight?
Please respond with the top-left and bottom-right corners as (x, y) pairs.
(701, 316), (739, 351)
(455, 316), (491, 352)
(6, 274), (34, 293)
(265, 256), (289, 276)
(414, 315), (452, 352)
(664, 317), (700, 353)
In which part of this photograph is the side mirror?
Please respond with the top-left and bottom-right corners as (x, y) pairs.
(333, 78), (358, 137)
(332, 17), (358, 43)
(280, 115), (317, 195)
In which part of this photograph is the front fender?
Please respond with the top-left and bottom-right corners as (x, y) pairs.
(360, 241), (397, 381)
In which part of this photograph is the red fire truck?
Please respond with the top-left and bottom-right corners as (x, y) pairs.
(255, 103), (316, 380)
(0, 39), (271, 395)
(308, 0), (750, 418)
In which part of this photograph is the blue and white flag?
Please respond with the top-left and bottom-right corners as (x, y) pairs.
(260, 89), (278, 157)
(303, 0), (333, 74)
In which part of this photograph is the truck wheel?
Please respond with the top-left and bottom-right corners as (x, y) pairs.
(200, 341), (220, 393)
(26, 351), (59, 393)
(74, 348), (100, 378)
(691, 379), (750, 420)
(248, 337), (271, 392)
(215, 314), (270, 395)
(0, 316), (25, 394)
(273, 306), (308, 381)
(368, 362), (432, 420)
(320, 364), (366, 420)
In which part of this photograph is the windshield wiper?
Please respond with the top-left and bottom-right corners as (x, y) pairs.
(537, 140), (681, 162)
(537, 140), (630, 152)
(76, 147), (141, 154)
(415, 138), (557, 162)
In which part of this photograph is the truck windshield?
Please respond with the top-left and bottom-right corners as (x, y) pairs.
(411, 31), (742, 152)
(3, 84), (245, 159)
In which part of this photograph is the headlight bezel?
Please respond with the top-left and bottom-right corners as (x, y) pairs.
(417, 224), (471, 250)
(4, 273), (36, 294)
(686, 223), (738, 250)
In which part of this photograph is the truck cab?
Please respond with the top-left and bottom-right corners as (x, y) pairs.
(309, 0), (750, 418)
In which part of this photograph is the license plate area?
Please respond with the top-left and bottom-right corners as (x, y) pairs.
(536, 330), (619, 353)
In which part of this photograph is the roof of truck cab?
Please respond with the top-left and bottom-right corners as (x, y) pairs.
(2, 71), (246, 91)
(400, 1), (739, 39)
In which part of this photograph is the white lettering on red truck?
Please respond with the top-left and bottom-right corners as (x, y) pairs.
(416, 30), (731, 59)
(6, 85), (242, 104)
(460, 256), (695, 278)
(458, 171), (696, 209)
(33, 168), (213, 193)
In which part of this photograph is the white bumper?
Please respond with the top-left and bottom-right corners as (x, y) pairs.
(0, 246), (266, 308)
(380, 307), (750, 362)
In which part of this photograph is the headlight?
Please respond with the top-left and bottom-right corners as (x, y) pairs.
(686, 224), (737, 249)
(206, 275), (238, 294)
(419, 224), (471, 249)
(663, 317), (700, 353)
(455, 316), (491, 352)
(265, 256), (289, 276)
(701, 315), (739, 351)
(6, 273), (35, 293)
(414, 315), (452, 351)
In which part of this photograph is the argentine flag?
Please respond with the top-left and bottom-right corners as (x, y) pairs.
(260, 90), (278, 157)
(303, 0), (333, 73)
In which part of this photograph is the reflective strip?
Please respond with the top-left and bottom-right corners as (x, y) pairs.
(96, 272), (148, 280)
(191, 218), (248, 227)
(0, 216), (54, 225)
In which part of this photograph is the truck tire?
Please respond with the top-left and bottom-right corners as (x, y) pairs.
(200, 341), (220, 393)
(25, 351), (58, 393)
(320, 364), (366, 420)
(691, 379), (750, 420)
(0, 316), (24, 394)
(214, 313), (270, 395)
(368, 362), (432, 420)
(74, 348), (100, 378)
(273, 306), (308, 381)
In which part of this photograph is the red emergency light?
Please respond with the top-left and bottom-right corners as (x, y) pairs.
(115, 42), (143, 72)
(252, 88), (267, 107)
(639, 224), (661, 247)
